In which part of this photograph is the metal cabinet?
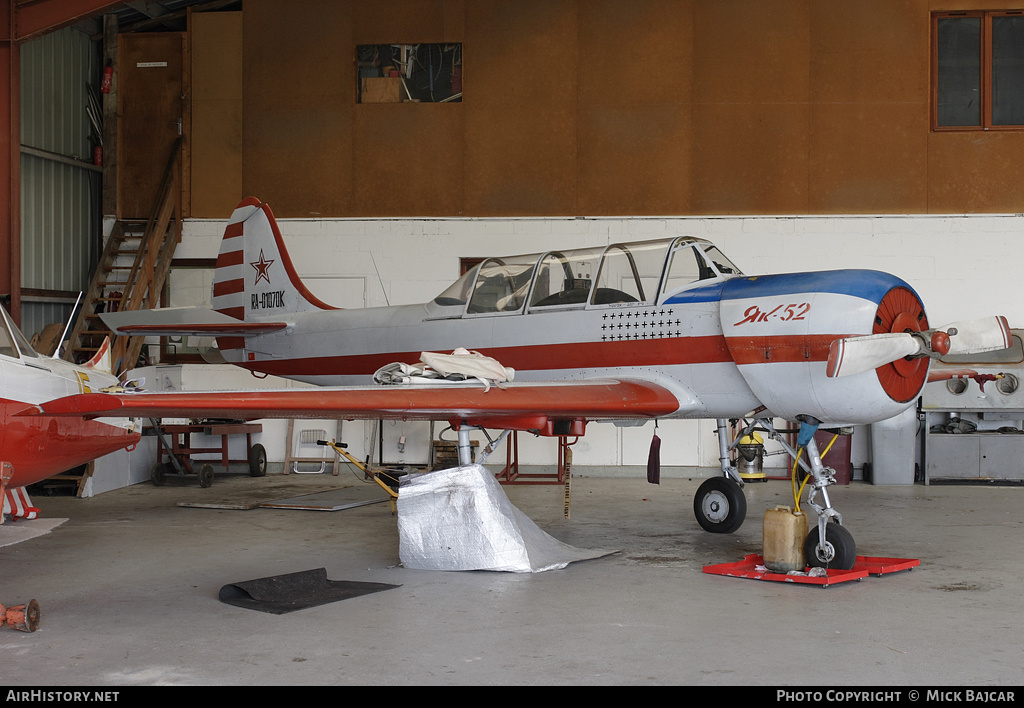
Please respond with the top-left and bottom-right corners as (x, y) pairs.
(922, 333), (1024, 483)
(924, 420), (1024, 482)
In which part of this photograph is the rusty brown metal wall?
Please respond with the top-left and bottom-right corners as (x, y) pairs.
(221, 0), (1024, 218)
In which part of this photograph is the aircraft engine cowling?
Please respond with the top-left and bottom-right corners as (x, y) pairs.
(719, 270), (929, 425)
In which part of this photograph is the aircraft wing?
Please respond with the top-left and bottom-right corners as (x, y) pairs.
(24, 379), (684, 436)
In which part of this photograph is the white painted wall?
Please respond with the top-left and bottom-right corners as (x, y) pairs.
(158, 211), (1024, 475)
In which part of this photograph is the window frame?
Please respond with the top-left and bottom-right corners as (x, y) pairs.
(932, 10), (1024, 132)
(356, 43), (463, 104)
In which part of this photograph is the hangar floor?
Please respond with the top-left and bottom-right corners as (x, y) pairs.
(1, 471), (1021, 686)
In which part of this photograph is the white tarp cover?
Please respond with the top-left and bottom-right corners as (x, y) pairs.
(397, 465), (616, 573)
(418, 348), (514, 384)
(374, 348), (514, 391)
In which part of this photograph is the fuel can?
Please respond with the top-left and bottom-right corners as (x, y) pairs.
(762, 506), (808, 572)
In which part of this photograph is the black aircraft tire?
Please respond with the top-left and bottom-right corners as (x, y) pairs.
(804, 522), (857, 570)
(693, 477), (747, 534)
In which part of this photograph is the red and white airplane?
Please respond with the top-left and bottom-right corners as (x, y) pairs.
(28, 197), (1011, 568)
(0, 322), (140, 520)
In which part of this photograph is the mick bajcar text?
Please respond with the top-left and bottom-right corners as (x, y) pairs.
(777, 691), (1015, 703)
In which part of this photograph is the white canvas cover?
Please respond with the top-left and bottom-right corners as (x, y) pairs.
(397, 465), (615, 573)
(418, 348), (514, 383)
(374, 348), (514, 390)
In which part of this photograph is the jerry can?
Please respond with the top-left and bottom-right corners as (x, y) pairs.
(762, 506), (808, 572)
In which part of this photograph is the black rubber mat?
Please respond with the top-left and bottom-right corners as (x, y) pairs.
(218, 567), (399, 614)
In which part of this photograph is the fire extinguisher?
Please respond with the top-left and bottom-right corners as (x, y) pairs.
(100, 65), (113, 94)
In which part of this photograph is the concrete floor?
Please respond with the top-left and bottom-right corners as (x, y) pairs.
(1, 469), (1022, 686)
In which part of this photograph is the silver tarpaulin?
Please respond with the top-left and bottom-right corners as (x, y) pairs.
(397, 465), (616, 573)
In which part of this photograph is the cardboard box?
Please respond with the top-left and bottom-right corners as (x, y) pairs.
(361, 77), (402, 103)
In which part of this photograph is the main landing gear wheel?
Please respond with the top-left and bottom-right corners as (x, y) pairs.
(693, 477), (747, 534)
(804, 522), (857, 570)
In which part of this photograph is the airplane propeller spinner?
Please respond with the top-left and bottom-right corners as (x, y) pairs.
(827, 315), (1011, 379)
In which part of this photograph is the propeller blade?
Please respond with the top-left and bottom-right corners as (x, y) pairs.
(943, 316), (1012, 356)
(827, 333), (924, 378)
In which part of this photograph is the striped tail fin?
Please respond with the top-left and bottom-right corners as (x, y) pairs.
(211, 197), (338, 321)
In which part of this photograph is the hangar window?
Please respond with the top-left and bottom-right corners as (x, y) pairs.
(357, 43), (462, 103)
(933, 11), (1024, 129)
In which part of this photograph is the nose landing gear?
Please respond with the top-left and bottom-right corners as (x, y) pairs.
(694, 417), (858, 571)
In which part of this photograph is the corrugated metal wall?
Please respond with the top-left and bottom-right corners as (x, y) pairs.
(20, 24), (101, 340)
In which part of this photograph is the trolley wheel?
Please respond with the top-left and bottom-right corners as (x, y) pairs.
(693, 476), (747, 534)
(150, 462), (169, 486)
(198, 463), (215, 488)
(248, 443), (267, 477)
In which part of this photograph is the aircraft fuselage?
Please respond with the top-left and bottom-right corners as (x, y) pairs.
(217, 235), (929, 426)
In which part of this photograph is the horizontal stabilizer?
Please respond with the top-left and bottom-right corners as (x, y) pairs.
(100, 307), (287, 337)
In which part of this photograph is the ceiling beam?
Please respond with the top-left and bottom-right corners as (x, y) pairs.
(124, 1), (169, 20)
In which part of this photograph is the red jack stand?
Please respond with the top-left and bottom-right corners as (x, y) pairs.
(703, 554), (920, 587)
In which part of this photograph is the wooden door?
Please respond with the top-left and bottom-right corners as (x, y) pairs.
(118, 33), (184, 220)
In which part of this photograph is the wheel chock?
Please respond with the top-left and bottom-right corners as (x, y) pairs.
(0, 599), (40, 632)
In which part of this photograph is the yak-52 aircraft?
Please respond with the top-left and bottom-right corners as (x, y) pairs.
(27, 197), (1011, 568)
(0, 316), (139, 520)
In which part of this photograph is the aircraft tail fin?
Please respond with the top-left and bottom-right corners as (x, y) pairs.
(211, 197), (339, 321)
(82, 336), (112, 374)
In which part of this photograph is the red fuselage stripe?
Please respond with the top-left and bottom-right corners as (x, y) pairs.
(225, 333), (847, 377)
(726, 334), (845, 366)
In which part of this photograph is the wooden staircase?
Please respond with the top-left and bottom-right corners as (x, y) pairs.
(64, 140), (182, 375)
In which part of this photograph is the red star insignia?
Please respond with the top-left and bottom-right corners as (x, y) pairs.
(250, 249), (274, 285)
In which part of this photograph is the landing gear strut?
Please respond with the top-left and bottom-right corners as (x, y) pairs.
(797, 424), (857, 569)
